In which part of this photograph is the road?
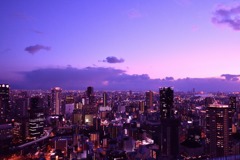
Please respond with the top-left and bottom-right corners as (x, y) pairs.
(17, 128), (52, 149)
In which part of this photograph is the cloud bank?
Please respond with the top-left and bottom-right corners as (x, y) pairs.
(1, 66), (240, 92)
(212, 4), (240, 31)
(221, 74), (240, 81)
(103, 56), (125, 63)
(25, 44), (51, 54)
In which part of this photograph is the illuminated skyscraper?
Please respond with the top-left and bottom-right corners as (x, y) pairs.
(146, 90), (153, 109)
(159, 87), (174, 119)
(0, 84), (10, 123)
(51, 87), (62, 115)
(206, 104), (232, 158)
(29, 96), (45, 139)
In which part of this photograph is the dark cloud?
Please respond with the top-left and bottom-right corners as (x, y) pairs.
(18, 67), (125, 90)
(25, 44), (51, 54)
(164, 77), (174, 81)
(221, 74), (240, 81)
(1, 66), (239, 92)
(103, 56), (125, 63)
(212, 4), (240, 31)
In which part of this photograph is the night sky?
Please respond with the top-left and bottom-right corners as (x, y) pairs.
(1, 0), (240, 91)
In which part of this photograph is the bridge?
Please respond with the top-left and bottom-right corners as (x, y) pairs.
(17, 128), (52, 149)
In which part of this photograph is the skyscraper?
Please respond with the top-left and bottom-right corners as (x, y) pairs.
(86, 86), (95, 105)
(29, 96), (45, 139)
(159, 87), (179, 159)
(103, 92), (108, 107)
(159, 87), (174, 119)
(229, 96), (238, 131)
(229, 96), (237, 111)
(51, 87), (62, 115)
(0, 84), (10, 123)
(146, 91), (153, 109)
(87, 86), (94, 98)
(206, 104), (232, 158)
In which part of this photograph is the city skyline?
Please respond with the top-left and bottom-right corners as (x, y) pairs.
(1, 0), (240, 91)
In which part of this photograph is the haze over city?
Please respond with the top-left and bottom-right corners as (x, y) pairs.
(1, 0), (240, 91)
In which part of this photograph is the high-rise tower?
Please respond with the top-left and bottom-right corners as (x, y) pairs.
(51, 87), (62, 115)
(146, 91), (153, 109)
(159, 87), (179, 159)
(159, 87), (174, 119)
(103, 92), (108, 107)
(0, 84), (10, 123)
(86, 86), (95, 105)
(206, 104), (232, 158)
(229, 96), (237, 111)
(29, 96), (45, 139)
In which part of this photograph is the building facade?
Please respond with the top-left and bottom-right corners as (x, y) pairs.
(51, 87), (62, 115)
(29, 96), (45, 139)
(206, 104), (232, 158)
(159, 87), (179, 159)
(146, 91), (153, 109)
(160, 87), (174, 119)
(0, 84), (10, 123)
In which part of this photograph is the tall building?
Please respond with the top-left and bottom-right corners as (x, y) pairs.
(29, 96), (45, 139)
(229, 96), (237, 111)
(87, 86), (94, 97)
(0, 84), (10, 123)
(65, 96), (75, 120)
(146, 91), (153, 109)
(51, 87), (62, 115)
(229, 96), (238, 131)
(205, 97), (214, 107)
(206, 104), (232, 158)
(160, 118), (179, 159)
(159, 87), (179, 159)
(15, 97), (28, 120)
(139, 101), (145, 113)
(86, 86), (95, 105)
(159, 87), (174, 119)
(103, 92), (108, 107)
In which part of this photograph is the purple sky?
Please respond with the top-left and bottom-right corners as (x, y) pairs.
(1, 0), (240, 91)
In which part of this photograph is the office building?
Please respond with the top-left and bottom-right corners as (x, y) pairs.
(159, 87), (174, 119)
(86, 86), (95, 105)
(206, 104), (232, 158)
(229, 96), (237, 111)
(65, 95), (75, 119)
(29, 96), (45, 139)
(51, 87), (62, 115)
(0, 84), (10, 123)
(103, 92), (108, 107)
(139, 101), (145, 113)
(14, 97), (28, 120)
(0, 123), (13, 153)
(159, 87), (179, 159)
(146, 91), (153, 109)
